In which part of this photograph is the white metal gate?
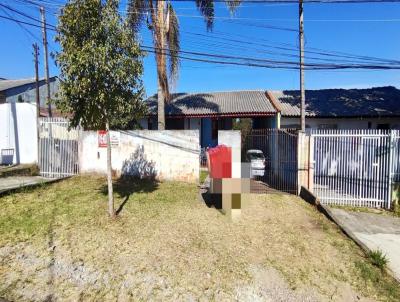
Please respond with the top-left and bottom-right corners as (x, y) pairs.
(38, 118), (80, 178)
(311, 129), (400, 209)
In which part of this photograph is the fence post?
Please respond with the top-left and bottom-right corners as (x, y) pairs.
(387, 130), (394, 209)
(308, 134), (314, 193)
(297, 131), (311, 195)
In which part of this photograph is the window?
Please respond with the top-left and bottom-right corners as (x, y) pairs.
(377, 123), (390, 130)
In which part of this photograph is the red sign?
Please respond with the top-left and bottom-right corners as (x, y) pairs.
(98, 130), (107, 148)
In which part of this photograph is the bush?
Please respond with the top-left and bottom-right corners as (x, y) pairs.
(369, 250), (388, 270)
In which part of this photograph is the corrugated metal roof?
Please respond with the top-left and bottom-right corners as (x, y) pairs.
(0, 78), (37, 92)
(146, 90), (276, 116)
(269, 86), (400, 117)
(0, 77), (57, 92)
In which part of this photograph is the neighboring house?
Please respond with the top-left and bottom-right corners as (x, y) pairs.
(141, 91), (278, 147)
(141, 87), (400, 146)
(0, 76), (59, 117)
(268, 86), (400, 130)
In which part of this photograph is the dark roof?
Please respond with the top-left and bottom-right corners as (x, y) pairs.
(269, 86), (400, 117)
(146, 90), (276, 117)
(0, 76), (57, 92)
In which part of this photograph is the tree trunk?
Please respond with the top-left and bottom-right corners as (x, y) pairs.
(157, 84), (165, 130)
(156, 0), (166, 130)
(106, 121), (115, 218)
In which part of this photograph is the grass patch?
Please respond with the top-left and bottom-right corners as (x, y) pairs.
(200, 170), (208, 184)
(355, 260), (400, 300)
(331, 204), (398, 217)
(369, 250), (388, 270)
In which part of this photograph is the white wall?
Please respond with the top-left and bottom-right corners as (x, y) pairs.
(79, 130), (200, 183)
(0, 103), (38, 164)
(281, 117), (400, 130)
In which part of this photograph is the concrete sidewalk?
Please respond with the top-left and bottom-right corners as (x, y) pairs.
(328, 208), (400, 282)
(0, 176), (56, 194)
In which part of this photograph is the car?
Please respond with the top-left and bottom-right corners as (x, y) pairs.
(246, 149), (266, 178)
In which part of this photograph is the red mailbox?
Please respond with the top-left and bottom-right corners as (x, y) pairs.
(207, 145), (232, 179)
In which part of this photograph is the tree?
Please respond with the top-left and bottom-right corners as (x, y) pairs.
(55, 0), (145, 217)
(128, 0), (241, 130)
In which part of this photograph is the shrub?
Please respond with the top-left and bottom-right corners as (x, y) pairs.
(369, 250), (388, 270)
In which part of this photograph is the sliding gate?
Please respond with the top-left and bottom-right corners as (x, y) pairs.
(243, 129), (298, 194)
(38, 118), (80, 178)
(311, 129), (399, 209)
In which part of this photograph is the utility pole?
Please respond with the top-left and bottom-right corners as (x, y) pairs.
(40, 6), (52, 117)
(299, 0), (306, 132)
(33, 43), (40, 117)
(33, 43), (40, 165)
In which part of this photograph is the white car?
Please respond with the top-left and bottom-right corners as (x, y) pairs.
(246, 149), (266, 177)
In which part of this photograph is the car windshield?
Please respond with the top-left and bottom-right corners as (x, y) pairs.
(248, 153), (264, 160)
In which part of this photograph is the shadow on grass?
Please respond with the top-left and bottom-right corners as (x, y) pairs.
(201, 192), (222, 209)
(100, 177), (159, 215)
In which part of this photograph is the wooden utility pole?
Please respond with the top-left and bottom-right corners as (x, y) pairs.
(299, 0), (306, 132)
(40, 6), (52, 117)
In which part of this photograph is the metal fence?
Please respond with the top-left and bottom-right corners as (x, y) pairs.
(311, 129), (400, 209)
(243, 129), (298, 194)
(38, 117), (80, 178)
(200, 147), (207, 168)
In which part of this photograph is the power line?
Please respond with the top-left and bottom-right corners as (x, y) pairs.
(2, 5), (400, 71)
(142, 45), (400, 69)
(13, 0), (400, 5)
(0, 14), (50, 30)
(0, 3), (43, 24)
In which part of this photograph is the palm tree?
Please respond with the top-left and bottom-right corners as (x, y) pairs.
(128, 0), (240, 129)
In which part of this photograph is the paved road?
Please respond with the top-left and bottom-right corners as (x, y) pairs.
(0, 176), (55, 194)
(329, 208), (400, 281)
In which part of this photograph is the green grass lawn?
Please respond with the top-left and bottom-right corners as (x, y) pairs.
(0, 175), (399, 301)
(199, 170), (209, 184)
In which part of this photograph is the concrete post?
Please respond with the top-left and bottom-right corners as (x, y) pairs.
(218, 130), (241, 178)
(297, 131), (313, 195)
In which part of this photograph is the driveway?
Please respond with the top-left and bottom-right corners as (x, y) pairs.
(328, 208), (400, 281)
(0, 176), (55, 194)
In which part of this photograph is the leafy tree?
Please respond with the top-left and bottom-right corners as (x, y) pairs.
(233, 118), (252, 158)
(55, 0), (145, 217)
(128, 0), (241, 130)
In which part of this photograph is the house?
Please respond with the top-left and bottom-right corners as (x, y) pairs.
(141, 87), (400, 147)
(141, 91), (278, 147)
(268, 86), (400, 130)
(0, 76), (59, 116)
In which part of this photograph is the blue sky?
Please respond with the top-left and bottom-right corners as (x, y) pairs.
(1, 1), (400, 97)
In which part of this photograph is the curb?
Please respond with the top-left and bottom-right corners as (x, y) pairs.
(0, 177), (68, 196)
